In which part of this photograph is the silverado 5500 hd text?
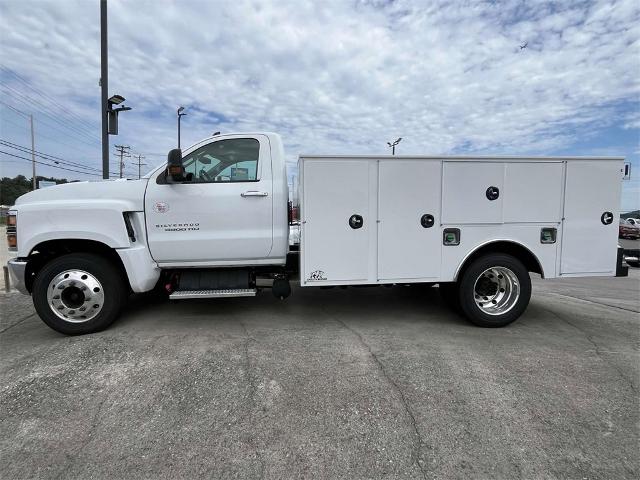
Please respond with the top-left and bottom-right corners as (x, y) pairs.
(6, 132), (628, 335)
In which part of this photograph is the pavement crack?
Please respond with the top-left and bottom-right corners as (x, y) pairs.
(0, 313), (35, 333)
(238, 320), (266, 479)
(547, 292), (639, 314)
(333, 316), (428, 480)
(543, 306), (638, 394)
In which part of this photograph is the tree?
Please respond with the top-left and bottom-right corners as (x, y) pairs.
(0, 175), (68, 206)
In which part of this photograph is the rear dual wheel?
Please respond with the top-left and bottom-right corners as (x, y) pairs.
(441, 254), (532, 327)
(32, 253), (127, 335)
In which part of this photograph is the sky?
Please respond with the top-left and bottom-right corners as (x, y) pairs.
(0, 0), (638, 211)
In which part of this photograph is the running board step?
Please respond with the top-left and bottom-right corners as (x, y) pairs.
(169, 288), (257, 300)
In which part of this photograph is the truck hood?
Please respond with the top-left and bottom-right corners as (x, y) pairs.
(15, 179), (149, 210)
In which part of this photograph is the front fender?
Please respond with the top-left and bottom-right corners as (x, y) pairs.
(16, 200), (135, 257)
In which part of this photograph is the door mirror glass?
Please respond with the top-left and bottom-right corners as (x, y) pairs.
(166, 148), (184, 182)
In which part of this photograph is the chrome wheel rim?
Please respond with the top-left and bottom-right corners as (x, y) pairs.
(473, 266), (520, 316)
(46, 270), (104, 323)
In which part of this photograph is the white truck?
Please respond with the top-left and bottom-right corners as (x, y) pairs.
(6, 132), (628, 335)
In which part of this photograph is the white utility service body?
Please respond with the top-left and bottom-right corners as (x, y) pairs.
(6, 132), (627, 335)
(299, 155), (622, 285)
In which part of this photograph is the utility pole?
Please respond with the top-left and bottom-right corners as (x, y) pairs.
(2, 103), (36, 189)
(132, 154), (146, 179)
(29, 114), (36, 190)
(114, 145), (130, 178)
(100, 0), (109, 179)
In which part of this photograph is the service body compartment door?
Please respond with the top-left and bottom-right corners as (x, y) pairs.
(378, 160), (441, 280)
(301, 159), (372, 284)
(503, 162), (563, 222)
(442, 162), (504, 224)
(560, 161), (621, 275)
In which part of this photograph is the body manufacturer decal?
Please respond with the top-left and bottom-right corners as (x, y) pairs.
(307, 270), (327, 281)
(153, 202), (170, 213)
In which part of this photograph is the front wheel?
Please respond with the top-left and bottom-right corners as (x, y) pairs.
(458, 254), (531, 327)
(32, 253), (128, 335)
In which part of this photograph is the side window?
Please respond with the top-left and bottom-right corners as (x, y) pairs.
(181, 138), (260, 183)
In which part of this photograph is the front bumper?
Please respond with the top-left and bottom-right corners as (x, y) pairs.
(7, 259), (29, 294)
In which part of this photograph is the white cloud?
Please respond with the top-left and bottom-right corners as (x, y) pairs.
(0, 0), (638, 178)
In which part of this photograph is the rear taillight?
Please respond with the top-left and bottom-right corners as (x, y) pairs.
(6, 212), (17, 251)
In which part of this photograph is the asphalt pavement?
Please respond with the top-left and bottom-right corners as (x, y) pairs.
(1, 268), (638, 479)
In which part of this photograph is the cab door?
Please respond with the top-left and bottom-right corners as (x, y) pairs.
(145, 135), (273, 264)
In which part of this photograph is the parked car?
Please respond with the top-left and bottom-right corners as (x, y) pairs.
(625, 218), (640, 227)
(619, 218), (640, 239)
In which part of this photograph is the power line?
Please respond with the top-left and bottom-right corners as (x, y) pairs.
(0, 115), (30, 133)
(0, 66), (96, 129)
(0, 100), (30, 119)
(16, 121), (100, 154)
(0, 84), (98, 141)
(0, 140), (103, 173)
(0, 150), (111, 177)
(0, 81), (95, 141)
(0, 88), (100, 146)
(110, 162), (137, 176)
(1, 107), (100, 153)
(0, 102), (36, 189)
(0, 101), (100, 151)
(0, 138), (101, 169)
(0, 81), (93, 139)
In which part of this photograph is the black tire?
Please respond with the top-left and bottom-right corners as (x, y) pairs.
(32, 253), (128, 335)
(439, 282), (462, 313)
(458, 254), (531, 327)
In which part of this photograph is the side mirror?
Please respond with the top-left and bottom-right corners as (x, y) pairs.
(166, 148), (184, 183)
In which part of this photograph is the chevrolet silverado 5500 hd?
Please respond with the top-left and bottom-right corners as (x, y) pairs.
(6, 132), (628, 335)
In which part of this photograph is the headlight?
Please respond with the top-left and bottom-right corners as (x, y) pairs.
(6, 211), (17, 251)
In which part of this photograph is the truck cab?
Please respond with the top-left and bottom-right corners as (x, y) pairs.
(144, 133), (289, 267)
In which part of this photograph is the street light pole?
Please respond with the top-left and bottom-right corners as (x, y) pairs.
(177, 106), (186, 148)
(30, 114), (36, 190)
(387, 137), (402, 156)
(100, 0), (109, 179)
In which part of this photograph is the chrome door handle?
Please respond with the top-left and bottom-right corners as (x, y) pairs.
(241, 191), (268, 197)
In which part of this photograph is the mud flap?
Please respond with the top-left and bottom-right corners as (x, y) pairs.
(616, 246), (629, 277)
